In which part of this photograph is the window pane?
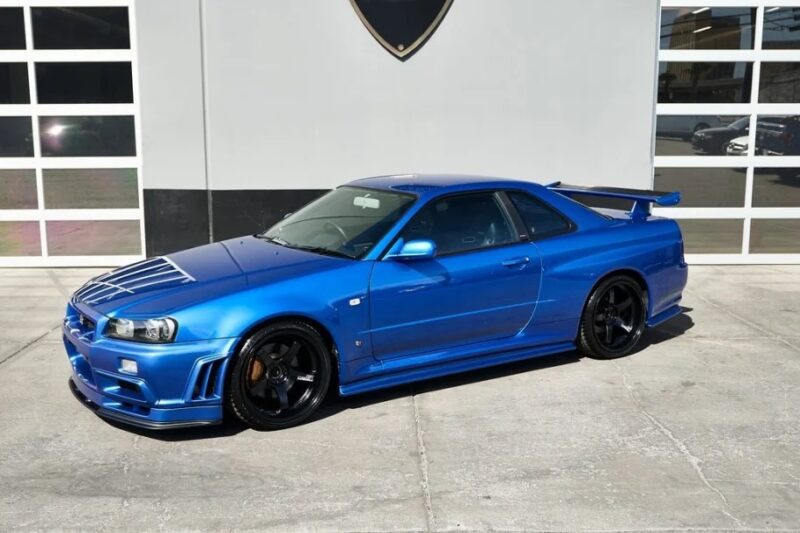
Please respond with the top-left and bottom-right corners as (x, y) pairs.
(507, 191), (570, 239)
(755, 115), (800, 155)
(0, 221), (40, 256)
(759, 62), (800, 102)
(753, 168), (800, 207)
(39, 116), (135, 157)
(0, 63), (29, 104)
(0, 116), (33, 157)
(400, 193), (515, 255)
(677, 219), (743, 253)
(0, 170), (37, 209)
(660, 7), (755, 50)
(46, 220), (140, 256)
(43, 169), (138, 209)
(750, 219), (800, 253)
(658, 62), (752, 103)
(656, 115), (747, 156)
(32, 7), (130, 49)
(654, 167), (746, 207)
(763, 7), (800, 49)
(0, 8), (25, 50)
(36, 62), (132, 104)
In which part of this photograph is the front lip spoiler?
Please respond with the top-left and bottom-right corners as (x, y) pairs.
(68, 377), (220, 431)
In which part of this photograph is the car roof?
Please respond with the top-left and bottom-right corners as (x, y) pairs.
(344, 174), (541, 196)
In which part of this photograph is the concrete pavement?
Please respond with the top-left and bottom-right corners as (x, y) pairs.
(0, 266), (799, 531)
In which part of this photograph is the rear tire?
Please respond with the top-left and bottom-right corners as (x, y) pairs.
(577, 275), (647, 359)
(226, 321), (332, 430)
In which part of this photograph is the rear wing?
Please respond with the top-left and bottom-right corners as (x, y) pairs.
(546, 182), (680, 221)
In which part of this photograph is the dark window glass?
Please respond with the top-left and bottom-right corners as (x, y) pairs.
(654, 167), (746, 207)
(755, 115), (800, 155)
(750, 219), (800, 253)
(763, 7), (800, 49)
(660, 7), (755, 50)
(47, 220), (140, 255)
(656, 115), (748, 156)
(36, 62), (132, 104)
(759, 63), (800, 102)
(0, 116), (33, 157)
(32, 7), (129, 49)
(658, 62), (752, 103)
(0, 170), (37, 209)
(43, 168), (138, 209)
(0, 63), (29, 104)
(753, 168), (800, 207)
(39, 116), (135, 157)
(507, 191), (570, 239)
(0, 221), (40, 256)
(400, 193), (516, 255)
(677, 219), (743, 254)
(0, 8), (25, 49)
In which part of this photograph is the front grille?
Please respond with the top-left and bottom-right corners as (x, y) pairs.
(73, 256), (195, 305)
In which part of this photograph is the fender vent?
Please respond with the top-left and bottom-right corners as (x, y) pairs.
(191, 359), (223, 401)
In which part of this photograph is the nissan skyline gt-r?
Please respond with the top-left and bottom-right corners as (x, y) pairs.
(64, 175), (688, 431)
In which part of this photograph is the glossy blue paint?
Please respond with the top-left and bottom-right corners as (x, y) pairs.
(63, 174), (688, 429)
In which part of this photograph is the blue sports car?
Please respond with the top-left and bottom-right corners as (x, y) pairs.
(64, 175), (687, 430)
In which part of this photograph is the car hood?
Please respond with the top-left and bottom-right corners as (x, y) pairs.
(695, 126), (734, 136)
(74, 236), (348, 316)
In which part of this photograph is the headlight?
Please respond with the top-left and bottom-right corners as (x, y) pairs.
(105, 317), (177, 343)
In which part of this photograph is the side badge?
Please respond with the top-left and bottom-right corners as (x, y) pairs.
(350, 0), (454, 60)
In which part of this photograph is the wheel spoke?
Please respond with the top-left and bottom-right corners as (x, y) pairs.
(604, 323), (613, 344)
(249, 376), (269, 398)
(281, 341), (302, 363)
(608, 287), (616, 305)
(292, 369), (315, 383)
(614, 318), (633, 333)
(256, 343), (276, 365)
(274, 382), (289, 411)
(595, 312), (606, 323)
(617, 296), (633, 312)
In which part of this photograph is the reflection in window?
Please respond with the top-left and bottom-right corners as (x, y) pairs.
(759, 62), (800, 102)
(763, 7), (800, 49)
(0, 63), (29, 104)
(753, 168), (800, 207)
(36, 63), (133, 104)
(507, 191), (571, 239)
(755, 115), (800, 155)
(660, 7), (755, 50)
(0, 221), (40, 256)
(677, 219), (743, 254)
(658, 62), (752, 103)
(0, 8), (25, 50)
(43, 169), (138, 209)
(32, 7), (130, 49)
(654, 167), (746, 207)
(46, 220), (140, 256)
(655, 115), (747, 156)
(0, 170), (37, 209)
(0, 117), (33, 157)
(39, 116), (136, 157)
(750, 219), (800, 253)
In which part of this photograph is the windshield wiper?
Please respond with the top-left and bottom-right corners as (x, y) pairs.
(256, 234), (288, 246)
(285, 244), (355, 260)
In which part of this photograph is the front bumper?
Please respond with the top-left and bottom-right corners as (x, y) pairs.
(63, 303), (238, 430)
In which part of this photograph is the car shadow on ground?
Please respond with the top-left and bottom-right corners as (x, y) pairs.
(110, 308), (695, 441)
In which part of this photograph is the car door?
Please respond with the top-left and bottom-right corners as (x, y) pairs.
(368, 191), (542, 360)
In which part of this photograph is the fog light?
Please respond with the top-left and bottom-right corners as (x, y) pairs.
(120, 359), (138, 375)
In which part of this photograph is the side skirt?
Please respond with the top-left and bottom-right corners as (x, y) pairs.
(646, 304), (683, 328)
(338, 341), (576, 396)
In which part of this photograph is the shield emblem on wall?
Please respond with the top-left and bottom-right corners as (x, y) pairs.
(350, 0), (454, 60)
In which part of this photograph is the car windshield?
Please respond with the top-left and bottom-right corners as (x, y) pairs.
(260, 186), (415, 259)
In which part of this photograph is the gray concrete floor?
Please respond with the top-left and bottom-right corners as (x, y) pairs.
(1, 266), (799, 532)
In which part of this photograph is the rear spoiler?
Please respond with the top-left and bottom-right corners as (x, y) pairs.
(546, 182), (680, 220)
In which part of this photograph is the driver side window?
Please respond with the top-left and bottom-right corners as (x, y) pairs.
(400, 192), (516, 255)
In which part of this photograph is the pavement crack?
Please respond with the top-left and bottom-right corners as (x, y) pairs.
(0, 324), (62, 367)
(412, 392), (435, 532)
(615, 361), (745, 529)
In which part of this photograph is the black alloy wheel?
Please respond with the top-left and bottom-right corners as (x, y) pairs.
(577, 275), (647, 359)
(226, 321), (332, 430)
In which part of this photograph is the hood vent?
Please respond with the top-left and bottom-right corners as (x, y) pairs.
(73, 256), (196, 306)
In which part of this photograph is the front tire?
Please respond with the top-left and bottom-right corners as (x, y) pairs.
(226, 321), (332, 430)
(577, 275), (647, 359)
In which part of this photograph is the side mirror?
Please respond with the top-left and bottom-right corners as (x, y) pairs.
(386, 239), (436, 261)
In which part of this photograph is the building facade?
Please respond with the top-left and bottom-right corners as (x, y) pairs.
(0, 0), (798, 266)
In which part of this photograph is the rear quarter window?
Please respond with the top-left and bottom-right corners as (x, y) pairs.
(508, 191), (572, 239)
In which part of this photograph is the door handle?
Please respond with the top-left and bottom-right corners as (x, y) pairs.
(502, 256), (530, 268)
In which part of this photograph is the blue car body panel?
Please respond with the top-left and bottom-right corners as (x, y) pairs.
(63, 175), (688, 429)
